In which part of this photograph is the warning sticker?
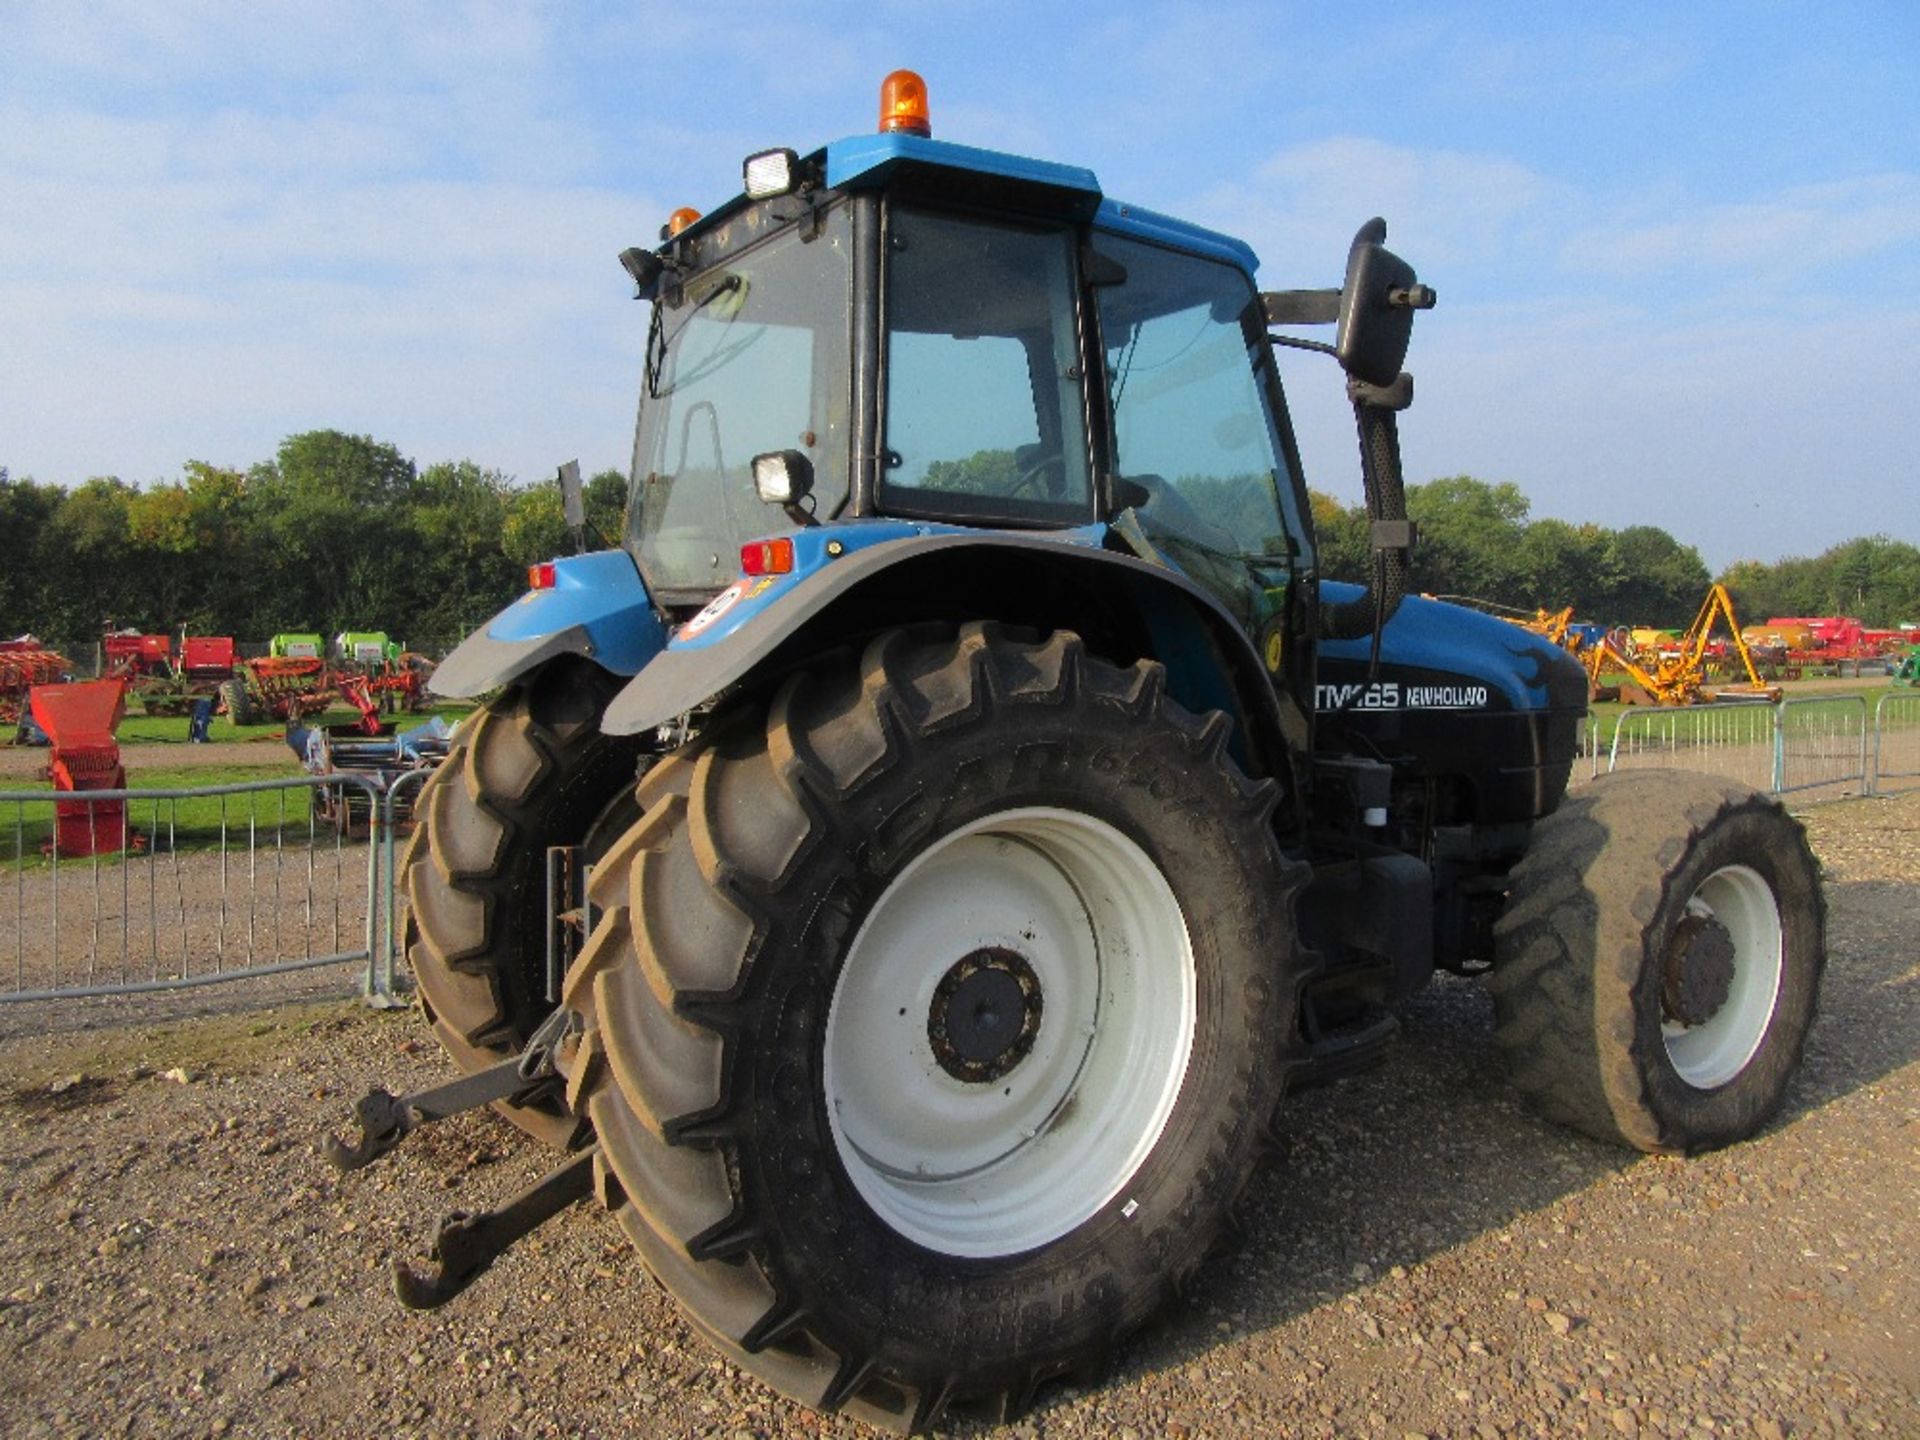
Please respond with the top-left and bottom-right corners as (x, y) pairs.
(676, 580), (750, 641)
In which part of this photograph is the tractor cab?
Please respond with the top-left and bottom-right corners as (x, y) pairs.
(619, 78), (1314, 655)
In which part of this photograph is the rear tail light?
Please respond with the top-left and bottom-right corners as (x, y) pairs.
(528, 563), (557, 590)
(740, 538), (795, 576)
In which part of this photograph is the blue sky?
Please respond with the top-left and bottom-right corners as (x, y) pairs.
(2, 1), (1915, 571)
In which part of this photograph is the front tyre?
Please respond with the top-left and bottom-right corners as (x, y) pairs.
(564, 624), (1308, 1429)
(1490, 770), (1824, 1154)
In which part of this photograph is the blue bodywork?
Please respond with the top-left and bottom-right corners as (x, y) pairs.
(487, 551), (663, 668)
(429, 549), (666, 697)
(670, 519), (1107, 652)
(820, 132), (1259, 278)
(1319, 583), (1584, 712)
(431, 523), (1114, 700)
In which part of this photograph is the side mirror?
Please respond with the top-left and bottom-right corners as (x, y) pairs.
(1335, 219), (1436, 388)
(752, 449), (817, 525)
(557, 459), (586, 554)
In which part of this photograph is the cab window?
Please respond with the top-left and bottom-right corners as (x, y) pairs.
(881, 207), (1092, 525)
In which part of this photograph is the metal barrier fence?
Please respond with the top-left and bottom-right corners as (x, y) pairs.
(1599, 695), (1886, 800)
(0, 775), (383, 1004)
(1605, 701), (1779, 793)
(8, 694), (1920, 1007)
(1776, 695), (1871, 797)
(1873, 691), (1920, 796)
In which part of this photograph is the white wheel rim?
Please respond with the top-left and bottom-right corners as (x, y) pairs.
(1661, 863), (1784, 1089)
(822, 807), (1195, 1258)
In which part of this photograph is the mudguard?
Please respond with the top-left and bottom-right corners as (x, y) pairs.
(429, 550), (667, 698)
(599, 524), (1288, 749)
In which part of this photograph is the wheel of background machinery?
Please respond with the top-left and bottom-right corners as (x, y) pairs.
(1489, 769), (1824, 1154)
(219, 676), (261, 726)
(401, 657), (642, 1147)
(560, 623), (1310, 1430)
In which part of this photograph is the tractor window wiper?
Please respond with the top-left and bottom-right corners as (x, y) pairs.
(644, 274), (745, 399)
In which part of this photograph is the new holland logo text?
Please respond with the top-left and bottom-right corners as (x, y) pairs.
(1316, 682), (1490, 712)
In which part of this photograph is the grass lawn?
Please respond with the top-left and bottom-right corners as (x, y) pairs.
(118, 699), (472, 745)
(2, 764), (399, 870)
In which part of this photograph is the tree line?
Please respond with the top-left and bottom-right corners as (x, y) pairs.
(1312, 477), (1920, 632)
(2, 435), (1913, 659)
(0, 431), (625, 658)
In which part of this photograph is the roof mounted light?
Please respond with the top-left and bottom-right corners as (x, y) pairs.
(878, 69), (931, 138)
(744, 147), (801, 199)
(661, 206), (701, 241)
(618, 246), (664, 298)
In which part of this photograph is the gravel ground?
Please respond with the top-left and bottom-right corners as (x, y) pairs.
(1, 791), (1914, 1439)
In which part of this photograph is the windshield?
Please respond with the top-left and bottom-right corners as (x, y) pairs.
(627, 201), (852, 599)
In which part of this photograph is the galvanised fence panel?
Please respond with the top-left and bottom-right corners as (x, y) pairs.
(0, 776), (382, 1004)
(1606, 702), (1778, 794)
(1774, 695), (1869, 798)
(1872, 692), (1920, 796)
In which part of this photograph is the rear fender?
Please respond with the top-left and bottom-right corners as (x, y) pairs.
(601, 527), (1298, 786)
(429, 550), (667, 698)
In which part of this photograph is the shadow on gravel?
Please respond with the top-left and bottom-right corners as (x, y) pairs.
(1793, 877), (1920, 1100)
(1059, 867), (1919, 1416)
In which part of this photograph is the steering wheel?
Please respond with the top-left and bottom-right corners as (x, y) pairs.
(1007, 447), (1064, 499)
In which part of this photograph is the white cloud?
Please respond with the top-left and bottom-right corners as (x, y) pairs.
(1191, 136), (1567, 277)
(1563, 173), (1920, 279)
(1226, 136), (1920, 567)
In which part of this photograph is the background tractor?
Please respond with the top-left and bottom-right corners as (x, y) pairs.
(342, 73), (1827, 1432)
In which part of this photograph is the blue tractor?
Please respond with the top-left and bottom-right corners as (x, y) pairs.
(355, 71), (1824, 1431)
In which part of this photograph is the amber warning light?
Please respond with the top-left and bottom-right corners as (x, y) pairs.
(878, 69), (931, 137)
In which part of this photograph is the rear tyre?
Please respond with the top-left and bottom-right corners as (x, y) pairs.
(564, 624), (1307, 1429)
(1490, 770), (1824, 1154)
(220, 677), (261, 726)
(402, 659), (641, 1146)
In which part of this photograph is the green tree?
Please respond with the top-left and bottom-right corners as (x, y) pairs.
(585, 468), (629, 544)
(1307, 488), (1368, 582)
(1404, 475), (1530, 600)
(0, 471), (63, 639)
(1517, 518), (1622, 618)
(407, 461), (518, 649)
(1599, 526), (1711, 628)
(43, 476), (143, 644)
(248, 431), (418, 633)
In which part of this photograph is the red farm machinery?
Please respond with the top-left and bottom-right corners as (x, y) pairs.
(28, 678), (139, 857)
(1740, 615), (1911, 677)
(221, 631), (435, 733)
(100, 629), (240, 716)
(2, 639), (72, 728)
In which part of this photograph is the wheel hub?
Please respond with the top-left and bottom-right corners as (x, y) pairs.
(1662, 912), (1737, 1027)
(928, 947), (1043, 1082)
